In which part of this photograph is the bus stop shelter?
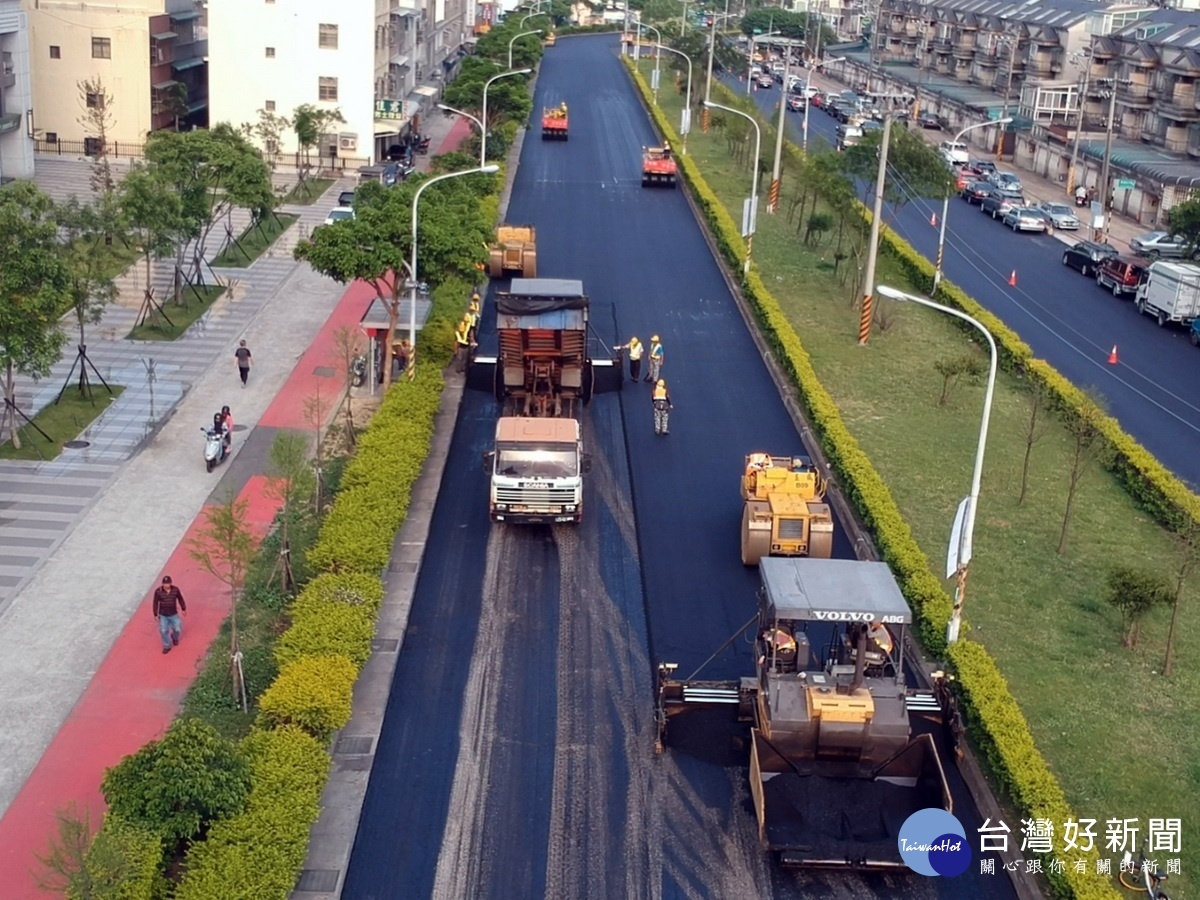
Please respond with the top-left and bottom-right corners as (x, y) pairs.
(359, 293), (432, 390)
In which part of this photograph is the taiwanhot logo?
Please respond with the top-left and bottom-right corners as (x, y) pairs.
(897, 808), (972, 877)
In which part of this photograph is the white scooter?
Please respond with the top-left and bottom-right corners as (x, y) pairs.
(202, 426), (228, 472)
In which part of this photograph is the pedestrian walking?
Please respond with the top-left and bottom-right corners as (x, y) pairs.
(152, 575), (187, 654)
(652, 379), (672, 435)
(235, 340), (252, 387)
(647, 334), (664, 383)
(618, 336), (644, 383)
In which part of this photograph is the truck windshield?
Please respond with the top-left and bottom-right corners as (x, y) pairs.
(496, 447), (577, 478)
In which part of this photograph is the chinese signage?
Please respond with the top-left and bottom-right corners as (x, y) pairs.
(376, 100), (405, 120)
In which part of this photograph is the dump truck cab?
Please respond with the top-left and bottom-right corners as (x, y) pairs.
(741, 453), (834, 564)
(486, 416), (587, 524)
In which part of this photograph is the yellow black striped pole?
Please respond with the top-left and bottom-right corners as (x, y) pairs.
(858, 291), (874, 345)
(768, 177), (781, 214)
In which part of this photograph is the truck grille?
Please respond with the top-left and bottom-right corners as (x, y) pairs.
(777, 518), (806, 540)
(495, 486), (577, 508)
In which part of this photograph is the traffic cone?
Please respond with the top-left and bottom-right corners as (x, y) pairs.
(930, 212), (938, 227)
(1008, 269), (1018, 287)
(1108, 344), (1119, 365)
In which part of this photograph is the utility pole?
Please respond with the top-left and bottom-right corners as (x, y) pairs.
(768, 4), (801, 212)
(858, 115), (893, 346)
(1066, 37), (1095, 196)
(1098, 79), (1120, 245)
(995, 36), (1018, 159)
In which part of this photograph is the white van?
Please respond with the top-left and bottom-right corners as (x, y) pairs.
(939, 141), (969, 165)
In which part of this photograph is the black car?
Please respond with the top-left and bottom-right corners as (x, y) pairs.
(1061, 240), (1119, 277)
(337, 189), (356, 207)
(918, 111), (942, 130)
(980, 188), (1026, 219)
(961, 181), (993, 205)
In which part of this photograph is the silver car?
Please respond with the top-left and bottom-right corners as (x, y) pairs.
(1130, 231), (1194, 259)
(1003, 207), (1048, 233)
(1037, 202), (1081, 230)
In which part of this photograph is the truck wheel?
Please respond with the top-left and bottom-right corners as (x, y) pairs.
(1061, 253), (1069, 267)
(1191, 329), (1200, 347)
(1157, 310), (1168, 327)
(1112, 283), (1122, 298)
(1136, 298), (1147, 315)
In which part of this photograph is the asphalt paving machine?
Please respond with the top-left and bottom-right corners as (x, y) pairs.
(542, 103), (569, 140)
(655, 557), (958, 870)
(641, 144), (677, 188)
(741, 453), (835, 565)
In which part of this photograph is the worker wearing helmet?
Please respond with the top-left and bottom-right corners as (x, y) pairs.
(866, 621), (894, 656)
(646, 334), (664, 383)
(760, 625), (798, 671)
(453, 317), (471, 373)
(467, 292), (481, 343)
(652, 378), (672, 435)
(618, 335), (644, 383)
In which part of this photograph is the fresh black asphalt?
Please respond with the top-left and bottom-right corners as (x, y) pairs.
(341, 36), (1017, 900)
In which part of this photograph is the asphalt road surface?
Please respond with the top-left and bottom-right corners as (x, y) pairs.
(341, 37), (1017, 900)
(740, 78), (1200, 489)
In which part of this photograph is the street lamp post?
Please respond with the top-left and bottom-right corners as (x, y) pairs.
(508, 30), (541, 69)
(705, 99), (760, 274)
(482, 68), (531, 163)
(994, 36), (1019, 159)
(1096, 72), (1129, 246)
(409, 165), (500, 376)
(768, 14), (799, 213)
(654, 44), (694, 155)
(519, 3), (544, 28)
(436, 103), (485, 168)
(746, 31), (781, 95)
(876, 284), (996, 647)
(638, 20), (662, 102)
(802, 55), (844, 154)
(703, 1), (735, 130)
(933, 118), (1012, 293)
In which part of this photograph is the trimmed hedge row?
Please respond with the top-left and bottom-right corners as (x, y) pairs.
(70, 814), (162, 900)
(626, 62), (1121, 900)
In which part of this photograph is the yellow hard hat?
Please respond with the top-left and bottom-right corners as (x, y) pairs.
(631, 335), (639, 342)
(657, 379), (665, 387)
(651, 334), (660, 342)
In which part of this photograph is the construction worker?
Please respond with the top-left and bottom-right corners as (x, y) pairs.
(662, 139), (672, 159)
(652, 379), (672, 435)
(560, 101), (568, 117)
(618, 335), (644, 383)
(467, 291), (481, 343)
(760, 624), (798, 671)
(866, 621), (894, 656)
(453, 317), (471, 373)
(646, 334), (664, 383)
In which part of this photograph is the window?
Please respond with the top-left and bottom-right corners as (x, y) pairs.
(318, 76), (338, 101)
(319, 24), (339, 49)
(49, 45), (61, 59)
(265, 100), (276, 111)
(265, 46), (276, 58)
(46, 132), (58, 144)
(91, 37), (111, 59)
(86, 92), (105, 110)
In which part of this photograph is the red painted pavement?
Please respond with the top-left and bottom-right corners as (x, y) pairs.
(0, 477), (278, 898)
(258, 279), (376, 430)
(436, 114), (476, 156)
(0, 277), (378, 894)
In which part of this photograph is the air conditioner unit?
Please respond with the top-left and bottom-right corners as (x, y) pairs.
(339, 133), (358, 150)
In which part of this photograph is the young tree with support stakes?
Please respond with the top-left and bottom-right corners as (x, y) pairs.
(0, 182), (71, 450)
(331, 324), (365, 446)
(263, 432), (315, 597)
(187, 493), (258, 711)
(244, 107), (291, 175)
(54, 193), (125, 402)
(77, 77), (116, 198)
(1104, 565), (1171, 649)
(1163, 523), (1199, 676)
(1058, 399), (1109, 555)
(119, 165), (183, 330)
(292, 104), (345, 196)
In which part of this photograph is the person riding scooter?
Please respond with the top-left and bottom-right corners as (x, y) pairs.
(220, 406), (234, 456)
(210, 412), (229, 462)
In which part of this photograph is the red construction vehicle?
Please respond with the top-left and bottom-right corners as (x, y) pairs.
(542, 103), (569, 141)
(641, 144), (677, 188)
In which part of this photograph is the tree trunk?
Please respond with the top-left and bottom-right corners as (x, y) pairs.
(1018, 438), (1034, 506)
(1058, 476), (1079, 554)
(1163, 587), (1182, 676)
(2, 360), (20, 450)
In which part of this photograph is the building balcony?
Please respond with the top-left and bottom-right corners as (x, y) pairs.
(1165, 135), (1188, 153)
(1157, 98), (1199, 122)
(1118, 83), (1152, 107)
(975, 53), (999, 68)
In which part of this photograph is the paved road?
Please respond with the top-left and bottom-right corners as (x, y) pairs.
(341, 36), (1014, 900)
(739, 81), (1200, 489)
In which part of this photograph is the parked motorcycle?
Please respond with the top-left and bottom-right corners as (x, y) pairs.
(415, 136), (432, 155)
(202, 426), (228, 473)
(351, 355), (367, 388)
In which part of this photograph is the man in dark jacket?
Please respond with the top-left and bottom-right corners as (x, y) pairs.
(152, 575), (187, 654)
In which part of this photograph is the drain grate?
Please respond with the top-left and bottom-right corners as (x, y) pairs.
(312, 365), (335, 378)
(64, 440), (90, 449)
(372, 638), (399, 652)
(335, 734), (374, 756)
(295, 869), (339, 892)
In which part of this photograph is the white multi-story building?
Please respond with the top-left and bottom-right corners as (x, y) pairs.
(0, 0), (33, 180)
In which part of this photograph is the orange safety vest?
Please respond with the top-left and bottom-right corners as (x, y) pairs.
(652, 384), (668, 402)
(454, 324), (470, 347)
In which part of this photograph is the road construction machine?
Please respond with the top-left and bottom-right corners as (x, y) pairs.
(641, 144), (677, 188)
(475, 278), (622, 524)
(542, 104), (569, 140)
(741, 453), (834, 565)
(655, 557), (958, 870)
(488, 224), (538, 279)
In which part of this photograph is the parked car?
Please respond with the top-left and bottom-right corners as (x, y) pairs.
(1095, 256), (1149, 297)
(962, 181), (994, 204)
(322, 207), (355, 227)
(939, 140), (969, 165)
(1061, 240), (1118, 277)
(992, 172), (1023, 192)
(337, 189), (356, 207)
(917, 111), (943, 130)
(359, 161), (405, 187)
(1036, 202), (1081, 230)
(1130, 231), (1196, 260)
(1003, 206), (1048, 233)
(955, 168), (980, 191)
(980, 189), (1026, 219)
(757, 73), (775, 89)
(969, 159), (997, 175)
(810, 90), (827, 108)
(787, 95), (806, 112)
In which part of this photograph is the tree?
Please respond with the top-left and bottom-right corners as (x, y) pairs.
(0, 182), (71, 449)
(1166, 197), (1200, 258)
(740, 8), (836, 46)
(163, 82), (189, 132)
(1017, 380), (1052, 506)
(101, 718), (250, 846)
(188, 493), (258, 710)
(263, 432), (315, 596)
(54, 193), (125, 400)
(842, 126), (954, 222)
(247, 107), (291, 174)
(294, 172), (493, 386)
(932, 354), (984, 407)
(1104, 565), (1171, 648)
(331, 324), (365, 445)
(1163, 523), (1199, 676)
(35, 804), (158, 899)
(118, 164), (183, 328)
(77, 77), (116, 198)
(1058, 399), (1108, 555)
(292, 104), (346, 186)
(441, 57), (533, 138)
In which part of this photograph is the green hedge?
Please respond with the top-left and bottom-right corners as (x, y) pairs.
(257, 654), (358, 742)
(275, 600), (377, 669)
(173, 727), (330, 900)
(67, 814), (161, 900)
(626, 61), (1120, 900)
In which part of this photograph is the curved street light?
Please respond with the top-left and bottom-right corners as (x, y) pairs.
(482, 68), (531, 163)
(746, 30), (781, 95)
(653, 44), (694, 155)
(704, 99), (760, 274)
(408, 165), (500, 375)
(519, 4), (545, 28)
(637, 21), (662, 101)
(932, 118), (1012, 293)
(508, 29), (542, 69)
(876, 284), (996, 646)
(436, 103), (485, 168)
(802, 55), (844, 154)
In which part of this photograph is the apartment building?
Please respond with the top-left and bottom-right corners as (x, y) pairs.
(25, 0), (208, 150)
(209, 0), (470, 165)
(0, 0), (33, 180)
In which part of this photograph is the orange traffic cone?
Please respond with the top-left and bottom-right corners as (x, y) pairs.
(930, 212), (938, 227)
(1108, 344), (1119, 365)
(1008, 269), (1018, 287)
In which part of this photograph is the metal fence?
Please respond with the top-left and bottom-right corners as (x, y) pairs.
(33, 138), (372, 175)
